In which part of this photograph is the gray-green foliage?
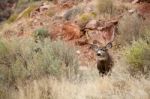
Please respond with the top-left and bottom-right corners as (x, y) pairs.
(96, 0), (114, 15)
(141, 23), (150, 43)
(63, 6), (83, 20)
(0, 38), (79, 88)
(39, 40), (79, 79)
(32, 28), (49, 42)
(124, 40), (150, 76)
(118, 13), (144, 45)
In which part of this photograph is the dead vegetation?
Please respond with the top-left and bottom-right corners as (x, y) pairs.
(0, 0), (150, 99)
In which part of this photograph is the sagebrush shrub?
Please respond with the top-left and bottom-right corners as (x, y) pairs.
(0, 38), (79, 88)
(124, 40), (150, 76)
(42, 40), (79, 79)
(32, 28), (49, 42)
(141, 22), (150, 43)
(64, 6), (83, 20)
(96, 0), (114, 15)
(118, 13), (144, 45)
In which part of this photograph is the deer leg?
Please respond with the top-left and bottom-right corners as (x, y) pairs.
(97, 64), (106, 76)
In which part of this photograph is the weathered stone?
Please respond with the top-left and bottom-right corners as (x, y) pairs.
(85, 19), (98, 30)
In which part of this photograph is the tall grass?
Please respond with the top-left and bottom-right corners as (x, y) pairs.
(10, 62), (150, 99)
(96, 0), (114, 15)
(32, 28), (49, 42)
(0, 38), (150, 99)
(0, 37), (79, 99)
(118, 13), (144, 45)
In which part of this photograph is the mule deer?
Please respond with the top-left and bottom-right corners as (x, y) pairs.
(90, 42), (114, 76)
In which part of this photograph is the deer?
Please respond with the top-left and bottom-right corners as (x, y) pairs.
(90, 42), (114, 76)
(88, 26), (115, 76)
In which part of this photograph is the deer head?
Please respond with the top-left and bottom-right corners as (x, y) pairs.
(90, 42), (112, 60)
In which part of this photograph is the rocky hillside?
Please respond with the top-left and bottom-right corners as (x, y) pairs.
(0, 0), (150, 99)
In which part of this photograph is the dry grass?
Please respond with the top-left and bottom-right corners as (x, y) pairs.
(0, 1), (150, 99)
(96, 0), (114, 15)
(0, 38), (79, 99)
(95, 0), (130, 20)
(1, 37), (150, 99)
(10, 62), (150, 99)
(118, 12), (144, 45)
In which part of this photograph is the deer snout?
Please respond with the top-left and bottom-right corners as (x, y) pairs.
(97, 50), (104, 56)
(97, 53), (101, 56)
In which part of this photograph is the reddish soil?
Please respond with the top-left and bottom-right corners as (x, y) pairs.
(137, 3), (150, 18)
(2, 1), (150, 66)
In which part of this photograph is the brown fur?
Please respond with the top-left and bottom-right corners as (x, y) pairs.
(97, 52), (114, 76)
(90, 42), (114, 76)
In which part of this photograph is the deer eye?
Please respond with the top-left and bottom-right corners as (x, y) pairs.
(101, 48), (106, 51)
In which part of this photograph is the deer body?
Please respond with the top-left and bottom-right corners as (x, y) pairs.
(90, 42), (114, 76)
(97, 52), (113, 75)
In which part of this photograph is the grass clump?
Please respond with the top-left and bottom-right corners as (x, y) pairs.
(118, 13), (144, 45)
(7, 14), (18, 23)
(16, 5), (37, 19)
(96, 0), (114, 15)
(0, 38), (79, 89)
(79, 12), (96, 22)
(124, 40), (150, 76)
(40, 40), (79, 80)
(63, 6), (83, 20)
(78, 12), (96, 26)
(0, 89), (9, 99)
(141, 22), (150, 43)
(32, 28), (49, 42)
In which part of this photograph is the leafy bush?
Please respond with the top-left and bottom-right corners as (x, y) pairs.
(124, 40), (150, 76)
(39, 40), (79, 80)
(0, 38), (79, 88)
(118, 13), (144, 45)
(32, 28), (49, 42)
(78, 12), (96, 25)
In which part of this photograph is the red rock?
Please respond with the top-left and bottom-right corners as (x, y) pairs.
(62, 22), (81, 40)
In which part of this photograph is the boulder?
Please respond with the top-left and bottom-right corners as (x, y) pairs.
(85, 19), (98, 30)
(62, 22), (81, 40)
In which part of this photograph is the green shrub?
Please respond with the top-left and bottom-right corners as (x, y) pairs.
(78, 12), (96, 24)
(124, 40), (150, 76)
(39, 40), (79, 80)
(118, 13), (144, 45)
(0, 38), (79, 88)
(63, 6), (83, 20)
(32, 28), (49, 42)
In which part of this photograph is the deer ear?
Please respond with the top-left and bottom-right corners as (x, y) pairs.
(90, 44), (99, 52)
(106, 42), (112, 49)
